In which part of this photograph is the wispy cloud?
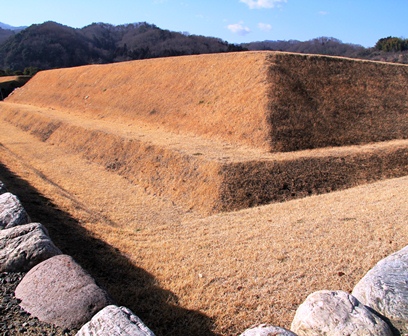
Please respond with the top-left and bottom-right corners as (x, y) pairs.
(258, 23), (272, 31)
(318, 11), (329, 15)
(227, 22), (251, 36)
(240, 0), (287, 9)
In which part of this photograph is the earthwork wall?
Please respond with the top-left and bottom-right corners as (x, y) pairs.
(6, 51), (408, 152)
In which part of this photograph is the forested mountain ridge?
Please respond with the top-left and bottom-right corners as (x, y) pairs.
(0, 21), (245, 72)
(0, 21), (407, 75)
(0, 22), (27, 31)
(243, 36), (408, 64)
(0, 22), (26, 45)
(0, 28), (16, 45)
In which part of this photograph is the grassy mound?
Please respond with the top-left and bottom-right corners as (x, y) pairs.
(268, 53), (408, 151)
(1, 119), (408, 335)
(2, 103), (408, 214)
(7, 51), (408, 152)
(1, 51), (408, 335)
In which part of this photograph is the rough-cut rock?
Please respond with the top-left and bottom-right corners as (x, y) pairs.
(0, 222), (62, 272)
(352, 245), (408, 333)
(76, 305), (155, 336)
(0, 181), (7, 195)
(291, 290), (393, 336)
(0, 272), (78, 335)
(240, 324), (297, 335)
(0, 192), (30, 229)
(15, 254), (112, 329)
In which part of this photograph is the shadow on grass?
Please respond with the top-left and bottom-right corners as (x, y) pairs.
(0, 162), (218, 336)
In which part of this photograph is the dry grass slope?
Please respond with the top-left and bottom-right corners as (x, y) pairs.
(268, 53), (408, 151)
(0, 123), (407, 335)
(7, 51), (408, 152)
(7, 52), (272, 150)
(1, 51), (408, 335)
(1, 103), (408, 214)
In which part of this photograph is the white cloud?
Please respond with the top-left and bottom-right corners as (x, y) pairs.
(240, 0), (287, 9)
(318, 11), (329, 15)
(258, 23), (272, 31)
(227, 22), (251, 36)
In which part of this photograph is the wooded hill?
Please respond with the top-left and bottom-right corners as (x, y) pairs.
(244, 37), (408, 64)
(0, 23), (25, 46)
(0, 21), (407, 74)
(0, 21), (245, 72)
(0, 28), (17, 45)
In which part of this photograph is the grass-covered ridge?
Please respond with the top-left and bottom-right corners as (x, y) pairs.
(1, 51), (408, 335)
(8, 51), (408, 152)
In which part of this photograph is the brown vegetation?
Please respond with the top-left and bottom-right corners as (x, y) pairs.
(0, 76), (20, 84)
(1, 51), (408, 335)
(0, 121), (407, 335)
(1, 102), (408, 214)
(8, 52), (408, 152)
(7, 52), (271, 150)
(268, 53), (408, 151)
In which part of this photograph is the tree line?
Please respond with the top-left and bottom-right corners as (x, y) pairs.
(0, 21), (246, 74)
(243, 36), (408, 64)
(0, 22), (407, 76)
(375, 36), (408, 52)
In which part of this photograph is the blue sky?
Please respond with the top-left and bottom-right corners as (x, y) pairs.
(2, 0), (408, 47)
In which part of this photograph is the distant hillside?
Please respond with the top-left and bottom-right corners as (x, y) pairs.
(0, 22), (27, 30)
(0, 21), (245, 71)
(0, 22), (26, 45)
(243, 37), (408, 64)
(243, 37), (367, 58)
(0, 21), (407, 73)
(0, 28), (15, 45)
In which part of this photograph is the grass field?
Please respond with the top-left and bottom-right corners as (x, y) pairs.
(1, 51), (408, 335)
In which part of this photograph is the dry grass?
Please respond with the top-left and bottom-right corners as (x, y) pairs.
(1, 52), (408, 335)
(7, 52), (408, 152)
(7, 52), (272, 150)
(0, 76), (21, 84)
(267, 53), (408, 151)
(2, 103), (408, 214)
(0, 120), (407, 335)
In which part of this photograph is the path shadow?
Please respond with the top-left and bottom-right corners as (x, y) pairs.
(0, 162), (218, 336)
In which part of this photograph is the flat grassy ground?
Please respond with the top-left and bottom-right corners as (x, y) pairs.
(0, 118), (407, 335)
